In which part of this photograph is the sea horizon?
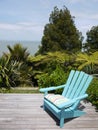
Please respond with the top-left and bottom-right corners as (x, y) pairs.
(0, 40), (41, 56)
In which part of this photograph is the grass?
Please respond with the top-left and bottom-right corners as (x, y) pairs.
(0, 87), (39, 93)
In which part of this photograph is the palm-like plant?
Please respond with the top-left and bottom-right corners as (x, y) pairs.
(6, 43), (33, 86)
(0, 55), (20, 88)
(28, 51), (72, 67)
(7, 43), (30, 62)
(0, 43), (33, 88)
(76, 51), (98, 74)
(0, 54), (33, 88)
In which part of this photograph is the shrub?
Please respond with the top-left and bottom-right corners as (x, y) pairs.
(38, 65), (68, 94)
(28, 51), (75, 86)
(87, 77), (98, 109)
(0, 55), (33, 89)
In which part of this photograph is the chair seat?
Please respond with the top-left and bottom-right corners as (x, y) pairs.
(45, 94), (70, 107)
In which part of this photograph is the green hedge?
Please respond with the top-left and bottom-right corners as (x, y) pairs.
(87, 77), (98, 109)
(38, 65), (68, 94)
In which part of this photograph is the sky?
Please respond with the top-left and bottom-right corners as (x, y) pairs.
(0, 0), (98, 41)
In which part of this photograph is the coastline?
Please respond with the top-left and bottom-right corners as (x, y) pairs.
(0, 40), (41, 56)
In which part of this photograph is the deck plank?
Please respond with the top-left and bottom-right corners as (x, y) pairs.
(0, 94), (98, 130)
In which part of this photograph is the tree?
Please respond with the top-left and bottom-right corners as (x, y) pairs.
(37, 6), (83, 54)
(85, 26), (98, 51)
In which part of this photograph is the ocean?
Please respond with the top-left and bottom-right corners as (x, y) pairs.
(0, 40), (41, 56)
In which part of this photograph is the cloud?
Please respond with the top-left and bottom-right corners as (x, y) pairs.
(17, 22), (43, 27)
(39, 0), (51, 9)
(0, 23), (21, 30)
(71, 11), (98, 23)
(90, 14), (98, 20)
(64, 0), (86, 4)
(0, 22), (44, 31)
(0, 22), (44, 40)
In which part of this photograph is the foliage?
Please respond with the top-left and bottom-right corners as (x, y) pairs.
(85, 26), (98, 51)
(28, 51), (75, 86)
(30, 52), (64, 70)
(0, 54), (33, 88)
(28, 51), (74, 70)
(37, 6), (82, 54)
(0, 55), (19, 88)
(7, 43), (30, 62)
(0, 43), (33, 89)
(87, 77), (98, 109)
(76, 52), (98, 74)
(38, 65), (68, 94)
(13, 62), (33, 86)
(6, 43), (33, 86)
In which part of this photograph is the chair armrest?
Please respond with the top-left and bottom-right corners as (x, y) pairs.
(57, 94), (88, 109)
(74, 94), (88, 101)
(39, 84), (65, 93)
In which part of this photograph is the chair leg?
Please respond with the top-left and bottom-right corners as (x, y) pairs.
(43, 105), (46, 110)
(60, 117), (64, 128)
(43, 101), (46, 110)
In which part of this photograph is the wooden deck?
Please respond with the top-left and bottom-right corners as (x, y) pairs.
(0, 94), (98, 130)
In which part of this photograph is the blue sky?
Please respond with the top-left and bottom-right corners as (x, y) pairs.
(0, 0), (98, 41)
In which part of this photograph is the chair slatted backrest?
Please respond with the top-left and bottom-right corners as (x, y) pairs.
(62, 70), (93, 99)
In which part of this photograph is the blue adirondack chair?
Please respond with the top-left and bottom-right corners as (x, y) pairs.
(40, 70), (93, 128)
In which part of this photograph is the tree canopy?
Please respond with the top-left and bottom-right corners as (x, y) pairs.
(85, 26), (98, 51)
(37, 6), (83, 55)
